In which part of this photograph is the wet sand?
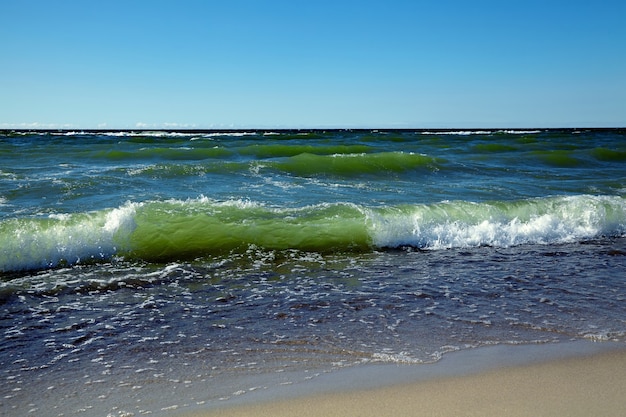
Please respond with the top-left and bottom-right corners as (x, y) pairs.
(182, 343), (626, 417)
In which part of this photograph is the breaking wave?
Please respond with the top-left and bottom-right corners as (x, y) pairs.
(1, 195), (624, 272)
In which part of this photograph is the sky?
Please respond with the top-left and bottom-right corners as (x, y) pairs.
(1, 0), (625, 129)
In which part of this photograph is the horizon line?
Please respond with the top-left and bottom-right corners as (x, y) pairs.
(1, 126), (625, 133)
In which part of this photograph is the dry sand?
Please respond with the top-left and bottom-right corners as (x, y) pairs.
(183, 348), (626, 417)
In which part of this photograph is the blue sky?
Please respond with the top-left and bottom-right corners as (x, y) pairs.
(1, 0), (625, 129)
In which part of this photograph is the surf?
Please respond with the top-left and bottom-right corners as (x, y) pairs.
(368, 195), (626, 249)
(1, 195), (624, 273)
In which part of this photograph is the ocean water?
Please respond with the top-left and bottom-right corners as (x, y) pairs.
(1, 129), (625, 415)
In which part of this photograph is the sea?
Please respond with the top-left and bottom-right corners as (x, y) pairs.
(1, 129), (625, 416)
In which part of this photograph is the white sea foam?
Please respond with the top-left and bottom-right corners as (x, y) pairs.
(420, 130), (494, 135)
(201, 132), (257, 138)
(419, 130), (542, 135)
(369, 195), (626, 250)
(0, 203), (138, 272)
(501, 130), (542, 134)
(370, 351), (425, 364)
(59, 131), (200, 138)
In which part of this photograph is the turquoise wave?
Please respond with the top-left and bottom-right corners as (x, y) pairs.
(1, 195), (625, 273)
(65, 144), (626, 179)
(236, 144), (375, 158)
(116, 151), (443, 178)
(265, 152), (443, 176)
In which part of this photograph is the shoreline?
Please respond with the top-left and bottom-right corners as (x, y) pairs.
(179, 341), (626, 417)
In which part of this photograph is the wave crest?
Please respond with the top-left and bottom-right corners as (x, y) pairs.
(369, 195), (626, 249)
(2, 195), (624, 273)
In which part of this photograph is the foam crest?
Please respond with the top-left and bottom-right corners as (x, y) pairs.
(0, 203), (137, 272)
(419, 130), (542, 135)
(369, 195), (626, 250)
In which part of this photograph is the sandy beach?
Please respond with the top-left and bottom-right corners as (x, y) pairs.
(183, 345), (626, 417)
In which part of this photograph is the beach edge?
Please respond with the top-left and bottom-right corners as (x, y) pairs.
(179, 341), (626, 417)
